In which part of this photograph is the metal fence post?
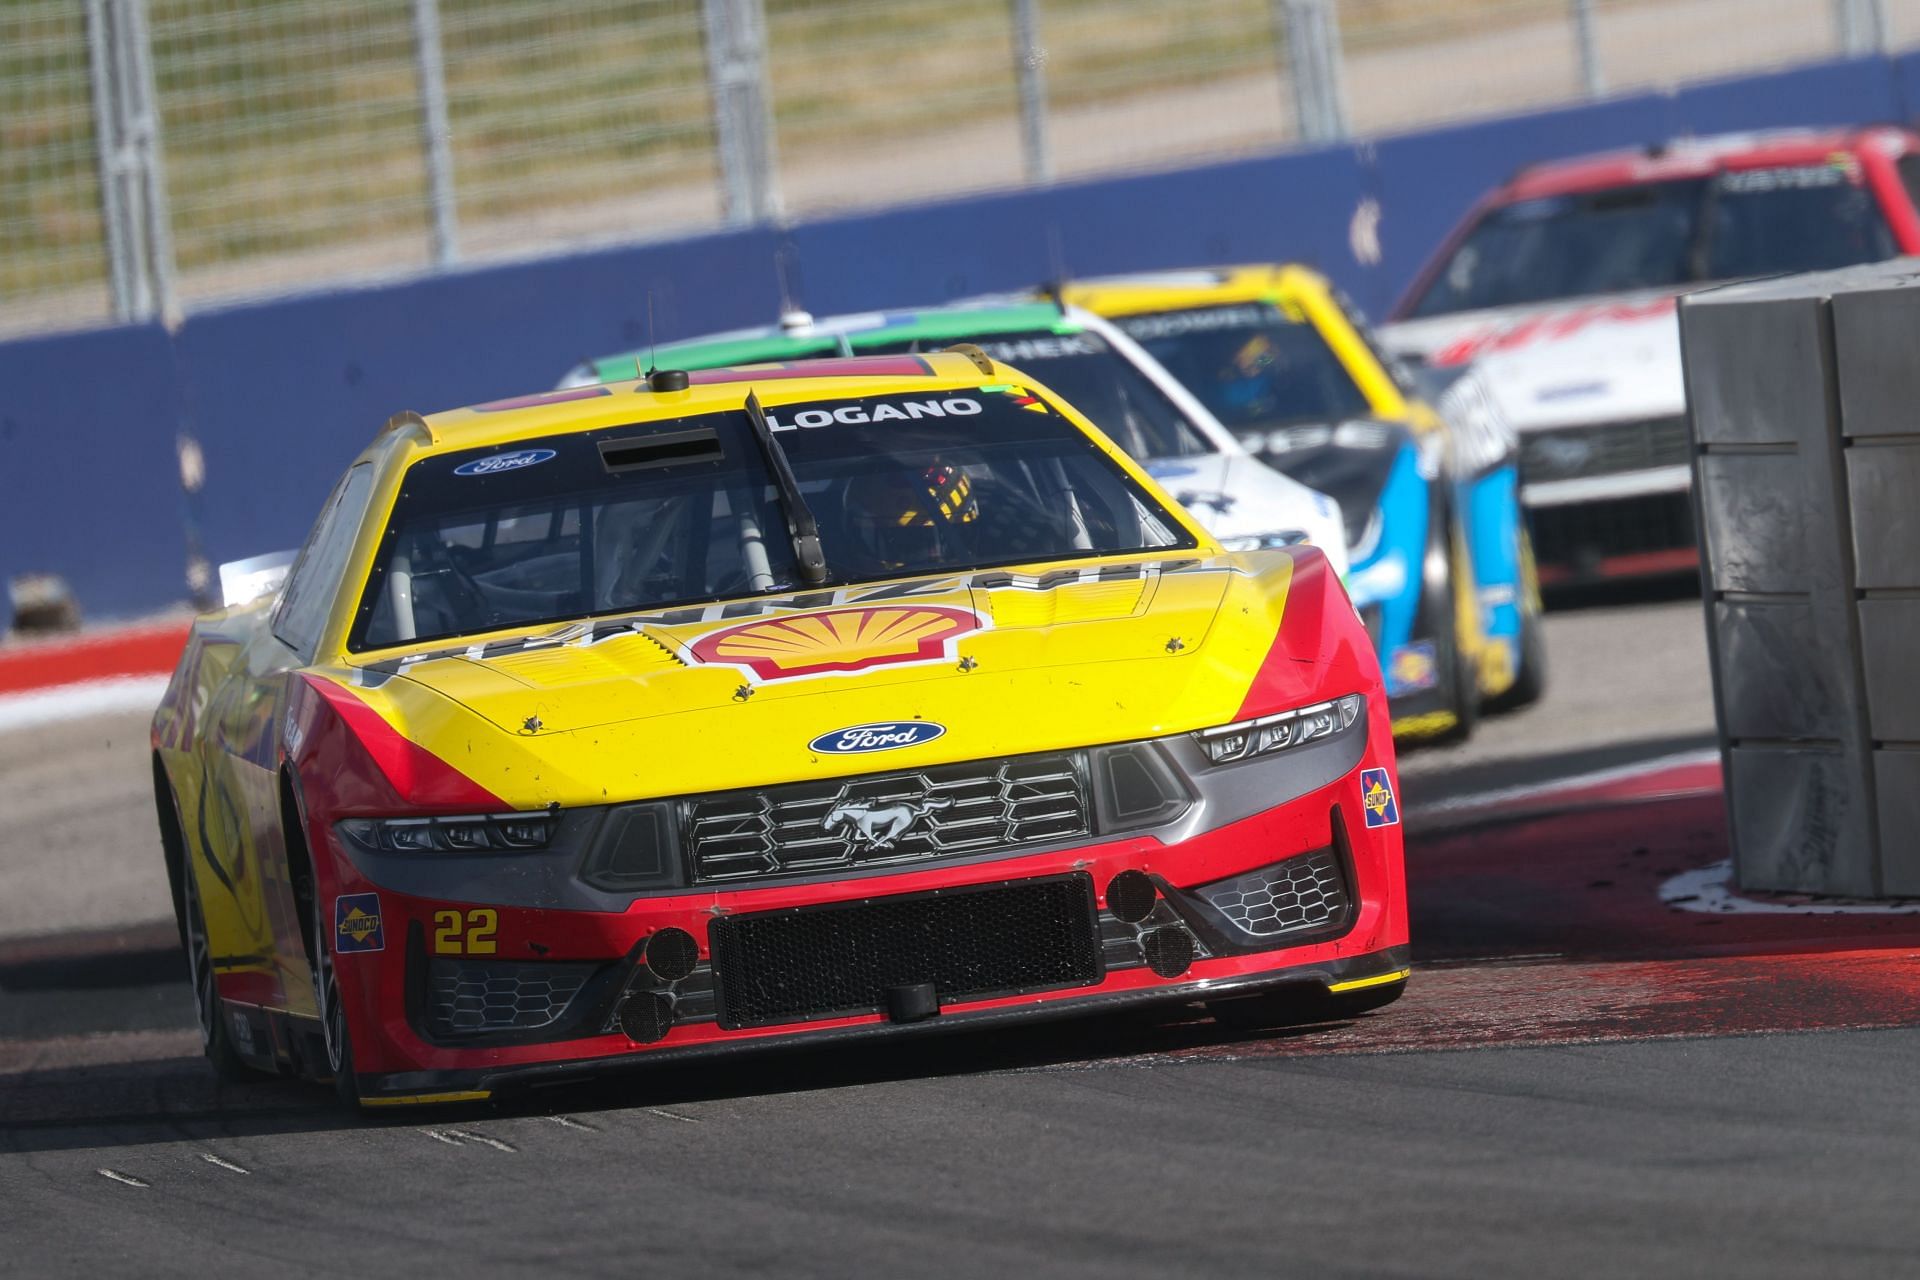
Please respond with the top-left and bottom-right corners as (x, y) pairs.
(702, 0), (783, 226)
(121, 0), (177, 323)
(84, 0), (137, 322)
(410, 0), (461, 267)
(1836, 0), (1888, 54)
(1011, 0), (1052, 185)
(87, 0), (177, 324)
(1571, 0), (1606, 98)
(1278, 0), (1350, 145)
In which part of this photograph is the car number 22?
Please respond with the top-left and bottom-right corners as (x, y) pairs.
(433, 908), (498, 955)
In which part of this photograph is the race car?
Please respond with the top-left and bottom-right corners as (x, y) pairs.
(151, 352), (1410, 1109)
(561, 302), (1351, 575)
(1064, 265), (1540, 739)
(1380, 126), (1920, 586)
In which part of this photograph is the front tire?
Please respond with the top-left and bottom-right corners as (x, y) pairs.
(1488, 532), (1547, 711)
(181, 850), (257, 1081)
(1423, 523), (1478, 744)
(310, 888), (362, 1107)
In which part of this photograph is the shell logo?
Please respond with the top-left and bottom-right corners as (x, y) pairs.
(687, 605), (981, 681)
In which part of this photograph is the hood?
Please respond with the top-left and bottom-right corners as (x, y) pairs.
(1379, 291), (1684, 433)
(326, 554), (1329, 807)
(1144, 453), (1349, 576)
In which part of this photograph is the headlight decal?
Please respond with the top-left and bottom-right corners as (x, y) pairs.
(1194, 693), (1365, 766)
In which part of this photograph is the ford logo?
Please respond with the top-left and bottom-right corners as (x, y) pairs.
(453, 448), (557, 477)
(809, 721), (946, 755)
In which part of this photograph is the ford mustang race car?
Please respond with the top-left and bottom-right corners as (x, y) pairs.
(561, 301), (1350, 575)
(152, 352), (1409, 1109)
(1065, 265), (1541, 738)
(1380, 127), (1920, 585)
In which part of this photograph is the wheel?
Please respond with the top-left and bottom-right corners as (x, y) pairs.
(310, 887), (362, 1107)
(1421, 521), (1478, 744)
(180, 843), (257, 1082)
(1206, 978), (1407, 1031)
(1487, 532), (1547, 711)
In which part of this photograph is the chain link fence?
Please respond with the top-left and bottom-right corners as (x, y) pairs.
(3, 0), (1915, 337)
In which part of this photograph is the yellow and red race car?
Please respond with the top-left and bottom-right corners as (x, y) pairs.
(151, 351), (1410, 1109)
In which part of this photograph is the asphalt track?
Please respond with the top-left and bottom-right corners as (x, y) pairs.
(8, 589), (1920, 1277)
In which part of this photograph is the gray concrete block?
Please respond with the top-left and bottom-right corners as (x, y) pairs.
(1834, 272), (1920, 438)
(1859, 599), (1920, 742)
(1874, 750), (1920, 896)
(1727, 746), (1876, 896)
(1681, 293), (1830, 447)
(1846, 442), (1920, 590)
(1715, 600), (1854, 741)
(1696, 453), (1822, 594)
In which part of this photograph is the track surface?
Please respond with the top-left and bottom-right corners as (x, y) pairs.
(12, 593), (1920, 1275)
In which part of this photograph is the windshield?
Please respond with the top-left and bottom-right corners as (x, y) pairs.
(861, 329), (1214, 461)
(350, 387), (1192, 650)
(1408, 164), (1898, 318)
(1109, 304), (1373, 432)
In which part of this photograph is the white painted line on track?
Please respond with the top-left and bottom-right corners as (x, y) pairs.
(200, 1153), (250, 1174)
(96, 1169), (148, 1188)
(547, 1115), (598, 1131)
(423, 1129), (464, 1146)
(444, 1128), (517, 1152)
(646, 1107), (701, 1124)
(1660, 860), (1920, 915)
(1414, 747), (1721, 825)
(0, 675), (170, 733)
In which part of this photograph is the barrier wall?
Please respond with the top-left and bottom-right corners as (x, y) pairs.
(6, 52), (1920, 620)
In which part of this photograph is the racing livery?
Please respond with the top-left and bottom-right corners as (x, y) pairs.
(1381, 127), (1920, 584)
(153, 352), (1409, 1108)
(1065, 265), (1541, 738)
(562, 302), (1351, 575)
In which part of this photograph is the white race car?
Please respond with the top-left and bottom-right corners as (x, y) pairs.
(1381, 127), (1920, 586)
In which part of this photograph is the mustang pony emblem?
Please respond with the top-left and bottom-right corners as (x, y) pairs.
(823, 797), (953, 850)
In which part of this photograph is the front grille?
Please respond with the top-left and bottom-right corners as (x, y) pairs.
(425, 958), (597, 1037)
(1531, 489), (1696, 567)
(709, 873), (1103, 1028)
(685, 753), (1089, 884)
(1521, 416), (1690, 483)
(1196, 849), (1350, 939)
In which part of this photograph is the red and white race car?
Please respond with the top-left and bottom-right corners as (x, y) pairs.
(1380, 127), (1920, 585)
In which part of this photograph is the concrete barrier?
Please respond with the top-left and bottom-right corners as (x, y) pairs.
(1681, 259), (1920, 897)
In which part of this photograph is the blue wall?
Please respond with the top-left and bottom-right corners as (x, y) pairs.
(4, 53), (1915, 619)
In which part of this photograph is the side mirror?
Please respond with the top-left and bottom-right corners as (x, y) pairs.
(218, 550), (297, 609)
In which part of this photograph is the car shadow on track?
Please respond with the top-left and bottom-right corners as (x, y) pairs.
(0, 1000), (1382, 1154)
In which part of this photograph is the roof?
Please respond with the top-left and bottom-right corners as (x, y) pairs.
(1061, 263), (1332, 317)
(406, 352), (1001, 458)
(1500, 126), (1913, 201)
(589, 302), (1076, 383)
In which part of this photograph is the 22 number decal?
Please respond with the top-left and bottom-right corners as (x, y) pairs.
(432, 908), (498, 955)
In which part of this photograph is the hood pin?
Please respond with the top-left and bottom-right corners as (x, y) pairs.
(1164, 637), (1186, 653)
(957, 655), (979, 673)
(520, 714), (543, 734)
(733, 684), (755, 702)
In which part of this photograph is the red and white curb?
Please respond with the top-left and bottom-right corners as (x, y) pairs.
(0, 622), (187, 732)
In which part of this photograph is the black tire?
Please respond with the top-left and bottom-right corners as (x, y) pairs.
(1206, 978), (1407, 1031)
(310, 883), (362, 1107)
(176, 815), (257, 1082)
(1487, 533), (1547, 712)
(1423, 521), (1478, 744)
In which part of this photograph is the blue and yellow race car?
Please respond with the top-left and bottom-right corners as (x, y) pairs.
(1066, 266), (1543, 738)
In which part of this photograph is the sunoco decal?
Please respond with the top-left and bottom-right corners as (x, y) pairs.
(334, 893), (385, 953)
(1360, 768), (1401, 829)
(453, 448), (557, 477)
(810, 721), (947, 755)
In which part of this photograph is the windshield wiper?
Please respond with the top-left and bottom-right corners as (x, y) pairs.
(742, 390), (829, 585)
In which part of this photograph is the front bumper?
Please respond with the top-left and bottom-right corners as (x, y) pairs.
(325, 741), (1409, 1102)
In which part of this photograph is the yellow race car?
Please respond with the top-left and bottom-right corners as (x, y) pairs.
(1064, 266), (1543, 739)
(152, 351), (1410, 1108)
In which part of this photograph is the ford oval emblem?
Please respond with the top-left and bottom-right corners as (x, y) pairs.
(809, 721), (946, 755)
(453, 448), (557, 477)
